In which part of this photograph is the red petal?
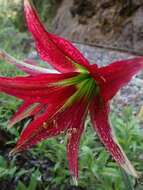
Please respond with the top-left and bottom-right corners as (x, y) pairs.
(1, 85), (76, 104)
(24, 0), (88, 73)
(0, 73), (76, 88)
(89, 98), (139, 178)
(11, 98), (87, 156)
(49, 33), (90, 68)
(0, 50), (53, 76)
(0, 73), (77, 103)
(97, 57), (143, 101)
(20, 60), (47, 76)
(22, 59), (59, 75)
(12, 104), (61, 152)
(67, 98), (88, 184)
(7, 101), (44, 128)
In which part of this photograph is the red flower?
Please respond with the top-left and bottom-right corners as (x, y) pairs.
(0, 0), (143, 184)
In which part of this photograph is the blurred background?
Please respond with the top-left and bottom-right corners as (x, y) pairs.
(0, 0), (143, 190)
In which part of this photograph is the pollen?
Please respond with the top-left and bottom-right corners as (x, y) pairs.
(61, 130), (65, 134)
(67, 132), (72, 140)
(72, 128), (77, 133)
(42, 122), (48, 129)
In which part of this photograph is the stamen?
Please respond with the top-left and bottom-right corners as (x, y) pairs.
(72, 128), (77, 133)
(42, 122), (48, 129)
(67, 132), (72, 140)
(61, 131), (65, 134)
(53, 120), (58, 128)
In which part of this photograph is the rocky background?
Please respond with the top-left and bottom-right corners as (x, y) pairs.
(48, 0), (143, 54)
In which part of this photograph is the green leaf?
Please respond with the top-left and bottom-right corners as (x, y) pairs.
(0, 155), (7, 167)
(16, 181), (27, 190)
(28, 170), (41, 190)
(28, 175), (38, 190)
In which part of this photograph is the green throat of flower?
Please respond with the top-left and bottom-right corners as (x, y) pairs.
(56, 73), (100, 109)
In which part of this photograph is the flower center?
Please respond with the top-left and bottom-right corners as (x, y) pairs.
(57, 73), (100, 109)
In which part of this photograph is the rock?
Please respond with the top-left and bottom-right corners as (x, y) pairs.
(50, 0), (143, 54)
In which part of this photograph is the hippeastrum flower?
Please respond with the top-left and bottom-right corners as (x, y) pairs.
(0, 0), (143, 184)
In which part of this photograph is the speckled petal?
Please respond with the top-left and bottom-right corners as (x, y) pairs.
(89, 98), (140, 178)
(49, 33), (90, 68)
(0, 73), (77, 103)
(0, 50), (56, 75)
(98, 57), (143, 101)
(24, 0), (89, 73)
(67, 98), (88, 184)
(7, 101), (44, 128)
(11, 98), (87, 157)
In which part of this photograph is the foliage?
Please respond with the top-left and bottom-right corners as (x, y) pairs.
(0, 0), (60, 56)
(32, 0), (60, 24)
(0, 0), (60, 33)
(0, 1), (30, 55)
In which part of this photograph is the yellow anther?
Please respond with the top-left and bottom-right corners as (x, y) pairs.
(72, 128), (77, 133)
(67, 133), (72, 140)
(43, 122), (48, 129)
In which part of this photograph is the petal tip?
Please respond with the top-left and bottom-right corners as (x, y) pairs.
(9, 150), (16, 157)
(9, 146), (20, 156)
(122, 161), (140, 178)
(73, 177), (78, 186)
(24, 0), (29, 6)
(24, 0), (32, 12)
(7, 124), (12, 129)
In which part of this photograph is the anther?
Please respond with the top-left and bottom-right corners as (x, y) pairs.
(72, 128), (77, 133)
(43, 122), (48, 129)
(67, 133), (72, 140)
